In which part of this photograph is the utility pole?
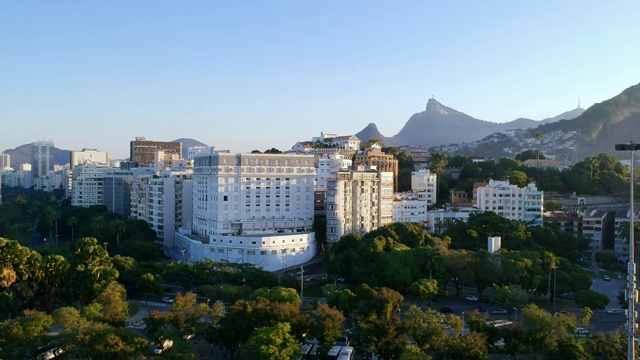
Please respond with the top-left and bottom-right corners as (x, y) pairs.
(615, 142), (639, 360)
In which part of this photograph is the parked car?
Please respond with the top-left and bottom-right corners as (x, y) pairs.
(575, 327), (590, 336)
(439, 307), (454, 314)
(162, 296), (174, 303)
(492, 308), (508, 315)
(465, 296), (478, 301)
(607, 308), (624, 315)
(335, 335), (349, 346)
(472, 306), (487, 313)
(603, 275), (611, 281)
(183, 333), (195, 341)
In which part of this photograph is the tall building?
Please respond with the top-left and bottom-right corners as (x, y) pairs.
(353, 146), (399, 191)
(174, 153), (317, 272)
(32, 140), (55, 178)
(1, 164), (33, 189)
(315, 152), (352, 191)
(130, 137), (182, 167)
(131, 170), (193, 251)
(325, 167), (394, 245)
(0, 153), (10, 170)
(411, 169), (437, 205)
(475, 180), (544, 225)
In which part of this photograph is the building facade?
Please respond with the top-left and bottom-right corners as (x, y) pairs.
(0, 153), (9, 170)
(32, 140), (55, 180)
(70, 149), (110, 170)
(130, 137), (182, 167)
(392, 192), (428, 223)
(174, 153), (317, 272)
(475, 180), (544, 225)
(411, 169), (437, 205)
(325, 167), (394, 244)
(131, 170), (193, 250)
(353, 147), (399, 191)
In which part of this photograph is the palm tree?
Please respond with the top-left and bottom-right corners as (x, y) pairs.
(534, 131), (544, 169)
(109, 220), (127, 248)
(429, 153), (449, 206)
(45, 206), (61, 246)
(67, 216), (78, 241)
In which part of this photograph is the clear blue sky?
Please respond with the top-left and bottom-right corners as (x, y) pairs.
(2, 1), (640, 159)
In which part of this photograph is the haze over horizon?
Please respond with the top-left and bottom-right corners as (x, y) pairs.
(3, 1), (640, 159)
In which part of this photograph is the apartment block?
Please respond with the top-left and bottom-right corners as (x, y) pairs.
(411, 169), (437, 205)
(70, 148), (110, 170)
(475, 180), (544, 225)
(174, 153), (317, 272)
(325, 167), (394, 244)
(0, 153), (9, 170)
(131, 170), (193, 250)
(130, 137), (182, 167)
(32, 140), (55, 179)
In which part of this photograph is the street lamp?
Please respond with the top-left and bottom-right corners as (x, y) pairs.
(513, 307), (518, 322)
(615, 142), (639, 360)
(103, 242), (108, 252)
(206, 299), (211, 308)
(553, 266), (558, 314)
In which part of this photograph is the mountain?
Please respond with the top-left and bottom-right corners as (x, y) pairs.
(354, 123), (392, 147)
(507, 107), (585, 130)
(356, 98), (582, 147)
(536, 82), (640, 160)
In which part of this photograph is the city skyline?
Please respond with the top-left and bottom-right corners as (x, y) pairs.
(3, 1), (640, 159)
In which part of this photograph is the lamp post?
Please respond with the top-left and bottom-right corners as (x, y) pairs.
(103, 242), (108, 252)
(513, 307), (518, 322)
(615, 142), (639, 360)
(553, 266), (558, 314)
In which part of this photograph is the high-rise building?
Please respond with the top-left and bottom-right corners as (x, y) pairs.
(326, 166), (394, 245)
(32, 140), (55, 178)
(0, 153), (10, 170)
(174, 153), (317, 272)
(353, 146), (399, 191)
(130, 137), (182, 167)
(131, 170), (193, 251)
(475, 180), (544, 225)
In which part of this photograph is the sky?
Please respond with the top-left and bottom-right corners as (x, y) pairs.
(2, 1), (640, 159)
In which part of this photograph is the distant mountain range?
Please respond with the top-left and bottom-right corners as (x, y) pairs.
(355, 98), (584, 147)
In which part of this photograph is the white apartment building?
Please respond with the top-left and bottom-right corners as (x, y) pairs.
(315, 152), (352, 191)
(70, 149), (110, 170)
(131, 170), (193, 251)
(392, 192), (428, 223)
(330, 135), (361, 151)
(325, 167), (394, 244)
(34, 166), (68, 192)
(1, 164), (33, 189)
(32, 140), (55, 179)
(70, 164), (111, 208)
(475, 180), (544, 226)
(174, 153), (317, 272)
(426, 208), (475, 234)
(187, 146), (216, 160)
(411, 169), (437, 205)
(582, 210), (609, 253)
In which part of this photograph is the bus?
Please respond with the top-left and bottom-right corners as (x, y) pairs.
(327, 345), (343, 360)
(337, 346), (355, 360)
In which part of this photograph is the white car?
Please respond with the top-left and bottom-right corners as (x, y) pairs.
(575, 327), (590, 335)
(465, 296), (479, 301)
(183, 333), (195, 341)
(607, 308), (623, 315)
(162, 296), (174, 303)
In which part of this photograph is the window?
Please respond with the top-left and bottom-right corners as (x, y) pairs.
(260, 250), (267, 255)
(271, 250), (277, 254)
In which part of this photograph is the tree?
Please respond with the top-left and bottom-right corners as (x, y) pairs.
(573, 289), (609, 310)
(92, 281), (130, 326)
(69, 237), (119, 305)
(435, 331), (488, 360)
(241, 322), (301, 360)
(0, 310), (54, 359)
(249, 287), (300, 304)
(409, 279), (439, 305)
(109, 220), (127, 248)
(508, 171), (528, 187)
(67, 216), (78, 241)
